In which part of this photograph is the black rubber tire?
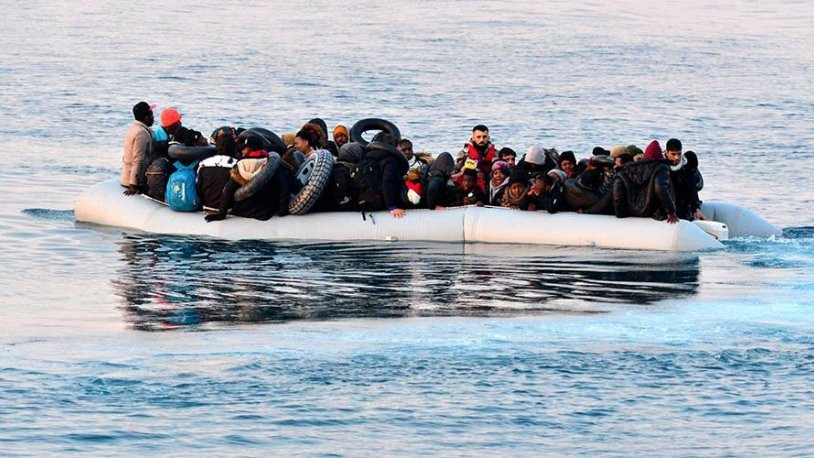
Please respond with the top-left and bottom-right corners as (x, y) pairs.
(349, 118), (401, 147)
(288, 150), (335, 215)
(234, 152), (281, 202)
(246, 127), (287, 154)
(236, 130), (272, 153)
(167, 144), (217, 162)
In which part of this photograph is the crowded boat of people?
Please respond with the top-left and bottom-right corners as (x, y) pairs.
(121, 101), (707, 224)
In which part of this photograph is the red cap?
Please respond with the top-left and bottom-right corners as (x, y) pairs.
(160, 107), (182, 127)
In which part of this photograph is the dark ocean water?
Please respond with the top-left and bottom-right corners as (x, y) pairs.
(1, 0), (813, 455)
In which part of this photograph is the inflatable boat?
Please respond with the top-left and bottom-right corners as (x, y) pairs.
(74, 178), (781, 251)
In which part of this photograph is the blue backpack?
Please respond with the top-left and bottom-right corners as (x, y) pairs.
(165, 161), (201, 211)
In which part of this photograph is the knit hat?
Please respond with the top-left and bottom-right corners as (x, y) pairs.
(508, 168), (529, 186)
(524, 144), (546, 165)
(160, 107), (182, 127)
(644, 140), (664, 160)
(548, 169), (567, 183)
(592, 146), (610, 156)
(333, 124), (349, 140)
(626, 145), (642, 157)
(491, 160), (510, 176)
(281, 132), (295, 147)
(610, 145), (627, 158)
(559, 150), (577, 165)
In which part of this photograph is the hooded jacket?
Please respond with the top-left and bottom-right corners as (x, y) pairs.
(197, 155), (238, 209)
(670, 156), (702, 220)
(612, 159), (677, 219)
(364, 142), (410, 210)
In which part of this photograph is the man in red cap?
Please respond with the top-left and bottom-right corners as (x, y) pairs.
(121, 101), (155, 195)
(154, 107), (207, 157)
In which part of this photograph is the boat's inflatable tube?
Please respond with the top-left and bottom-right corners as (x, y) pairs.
(234, 153), (281, 202)
(700, 201), (781, 238)
(350, 118), (401, 147)
(167, 144), (217, 162)
(76, 178), (732, 251)
(289, 150), (334, 215)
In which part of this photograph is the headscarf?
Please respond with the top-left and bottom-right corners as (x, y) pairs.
(644, 140), (664, 160)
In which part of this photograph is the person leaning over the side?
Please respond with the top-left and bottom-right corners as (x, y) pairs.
(121, 101), (155, 196)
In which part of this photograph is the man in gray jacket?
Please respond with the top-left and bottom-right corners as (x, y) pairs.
(121, 101), (155, 195)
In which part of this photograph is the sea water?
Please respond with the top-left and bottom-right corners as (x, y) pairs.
(1, 0), (813, 455)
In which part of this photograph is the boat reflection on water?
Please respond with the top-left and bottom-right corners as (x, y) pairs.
(113, 234), (701, 330)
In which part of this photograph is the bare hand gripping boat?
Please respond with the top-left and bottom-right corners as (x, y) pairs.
(74, 178), (781, 251)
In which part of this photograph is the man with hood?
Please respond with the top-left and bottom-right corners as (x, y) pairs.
(611, 140), (679, 223)
(664, 138), (707, 221)
(157, 107), (207, 150)
(454, 124), (497, 176)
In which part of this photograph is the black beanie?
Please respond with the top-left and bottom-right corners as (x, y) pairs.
(559, 150), (577, 164)
(508, 168), (529, 186)
(242, 135), (264, 152)
(592, 146), (610, 156)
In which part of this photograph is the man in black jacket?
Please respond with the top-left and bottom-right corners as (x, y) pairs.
(665, 139), (707, 221)
(359, 136), (409, 218)
(612, 155), (679, 223)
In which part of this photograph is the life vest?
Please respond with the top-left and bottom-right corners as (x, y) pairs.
(466, 143), (496, 175)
